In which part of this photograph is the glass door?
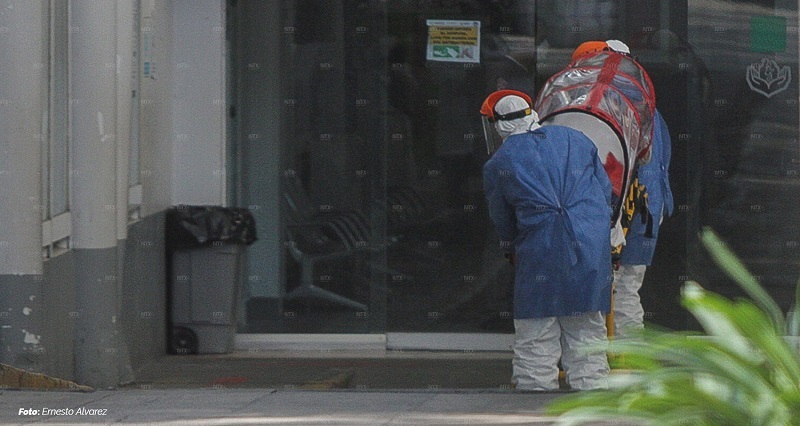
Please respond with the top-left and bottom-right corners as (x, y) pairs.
(234, 0), (800, 340)
(236, 0), (390, 334)
(382, 1), (537, 337)
(684, 0), (800, 325)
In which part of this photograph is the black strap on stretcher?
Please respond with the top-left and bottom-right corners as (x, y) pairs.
(612, 175), (651, 269)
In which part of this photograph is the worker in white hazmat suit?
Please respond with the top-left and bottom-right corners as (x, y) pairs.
(482, 90), (612, 391)
(602, 40), (674, 339)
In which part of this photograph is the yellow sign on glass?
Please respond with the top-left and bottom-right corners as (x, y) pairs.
(426, 20), (481, 63)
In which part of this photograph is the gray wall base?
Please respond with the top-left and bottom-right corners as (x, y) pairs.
(122, 211), (168, 370)
(0, 275), (45, 372)
(0, 211), (173, 386)
(72, 247), (131, 388)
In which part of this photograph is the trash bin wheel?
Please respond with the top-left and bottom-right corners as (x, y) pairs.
(170, 327), (198, 355)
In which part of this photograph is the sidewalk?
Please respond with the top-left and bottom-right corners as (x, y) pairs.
(0, 388), (568, 425)
(0, 351), (628, 425)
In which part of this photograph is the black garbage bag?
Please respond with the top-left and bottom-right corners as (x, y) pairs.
(166, 205), (257, 249)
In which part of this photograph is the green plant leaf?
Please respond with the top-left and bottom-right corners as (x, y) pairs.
(547, 228), (800, 424)
(682, 280), (800, 390)
(681, 282), (760, 360)
(724, 300), (800, 390)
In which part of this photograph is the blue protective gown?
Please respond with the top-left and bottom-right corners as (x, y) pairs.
(621, 110), (674, 266)
(483, 125), (614, 319)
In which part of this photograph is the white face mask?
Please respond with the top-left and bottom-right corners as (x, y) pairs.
(495, 113), (540, 139)
(483, 95), (541, 154)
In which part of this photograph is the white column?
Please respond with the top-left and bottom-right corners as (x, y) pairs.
(116, 0), (135, 240)
(70, 0), (131, 389)
(70, 0), (118, 249)
(0, 0), (46, 274)
(114, 0), (137, 386)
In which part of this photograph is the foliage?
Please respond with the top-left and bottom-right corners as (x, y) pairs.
(546, 227), (800, 425)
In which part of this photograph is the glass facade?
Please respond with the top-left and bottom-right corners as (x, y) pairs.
(234, 0), (800, 336)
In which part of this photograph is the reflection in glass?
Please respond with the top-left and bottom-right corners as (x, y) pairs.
(235, 0), (799, 335)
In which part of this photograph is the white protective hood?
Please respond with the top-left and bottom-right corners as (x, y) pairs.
(494, 95), (541, 140)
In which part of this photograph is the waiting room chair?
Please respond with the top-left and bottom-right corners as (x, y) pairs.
(282, 173), (371, 311)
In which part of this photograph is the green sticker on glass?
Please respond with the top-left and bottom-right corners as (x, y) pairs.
(750, 15), (786, 53)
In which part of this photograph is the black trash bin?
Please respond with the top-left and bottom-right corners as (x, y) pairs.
(166, 205), (257, 354)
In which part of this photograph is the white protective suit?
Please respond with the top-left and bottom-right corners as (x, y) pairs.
(488, 95), (610, 391)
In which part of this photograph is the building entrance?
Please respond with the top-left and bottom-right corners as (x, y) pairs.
(230, 0), (800, 345)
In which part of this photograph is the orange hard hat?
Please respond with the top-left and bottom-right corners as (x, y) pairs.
(571, 40), (609, 61)
(480, 90), (533, 122)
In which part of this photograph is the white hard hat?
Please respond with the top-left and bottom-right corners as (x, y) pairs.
(606, 39), (630, 55)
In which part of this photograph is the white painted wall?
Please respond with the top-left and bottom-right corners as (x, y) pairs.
(0, 0), (46, 274)
(134, 0), (228, 214)
(138, 0), (175, 216)
(171, 0), (227, 206)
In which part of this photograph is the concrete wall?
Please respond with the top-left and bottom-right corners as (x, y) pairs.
(139, 0), (175, 216)
(0, 0), (48, 372)
(122, 212), (168, 369)
(0, 0), (229, 386)
(39, 253), (77, 381)
(27, 211), (168, 382)
(172, 0), (227, 206)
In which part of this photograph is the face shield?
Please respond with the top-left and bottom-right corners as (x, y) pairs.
(482, 115), (505, 154)
(481, 94), (539, 154)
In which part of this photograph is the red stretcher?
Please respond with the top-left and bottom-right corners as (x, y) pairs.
(534, 50), (657, 225)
